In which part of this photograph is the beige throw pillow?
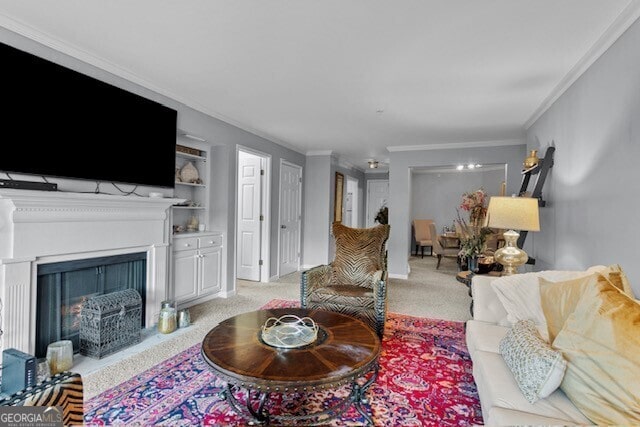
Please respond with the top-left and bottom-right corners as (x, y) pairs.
(553, 278), (640, 425)
(539, 274), (597, 344)
(540, 265), (636, 344)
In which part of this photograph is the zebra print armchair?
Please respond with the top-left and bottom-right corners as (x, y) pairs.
(301, 222), (390, 337)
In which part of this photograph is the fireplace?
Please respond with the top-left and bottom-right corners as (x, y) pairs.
(35, 253), (147, 358)
(0, 189), (180, 358)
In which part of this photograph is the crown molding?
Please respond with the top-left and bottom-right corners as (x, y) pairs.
(524, 0), (640, 129)
(387, 139), (524, 152)
(0, 14), (306, 155)
(413, 164), (505, 174)
(364, 169), (389, 175)
(306, 150), (333, 156)
(337, 158), (364, 173)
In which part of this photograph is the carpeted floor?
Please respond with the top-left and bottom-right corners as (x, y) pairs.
(84, 299), (482, 426)
(83, 255), (471, 399)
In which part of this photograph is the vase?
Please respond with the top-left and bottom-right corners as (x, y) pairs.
(46, 340), (73, 375)
(467, 256), (479, 273)
(180, 161), (200, 183)
(523, 150), (539, 169)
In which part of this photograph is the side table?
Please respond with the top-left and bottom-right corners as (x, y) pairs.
(456, 271), (502, 315)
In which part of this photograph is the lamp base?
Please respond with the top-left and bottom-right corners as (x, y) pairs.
(494, 230), (528, 275)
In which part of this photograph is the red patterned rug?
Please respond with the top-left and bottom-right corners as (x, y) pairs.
(85, 300), (483, 426)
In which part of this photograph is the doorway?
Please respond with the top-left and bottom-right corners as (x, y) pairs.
(236, 147), (270, 282)
(278, 160), (303, 278)
(366, 179), (389, 227)
(344, 176), (359, 227)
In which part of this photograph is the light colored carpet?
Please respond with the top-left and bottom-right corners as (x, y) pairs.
(83, 255), (470, 399)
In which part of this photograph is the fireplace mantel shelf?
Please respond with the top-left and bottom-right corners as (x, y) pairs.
(0, 188), (184, 206)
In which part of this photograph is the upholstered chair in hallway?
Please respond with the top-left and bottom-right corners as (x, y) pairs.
(429, 222), (460, 269)
(412, 219), (434, 258)
(301, 222), (390, 337)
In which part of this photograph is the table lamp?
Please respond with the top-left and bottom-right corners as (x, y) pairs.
(485, 196), (540, 275)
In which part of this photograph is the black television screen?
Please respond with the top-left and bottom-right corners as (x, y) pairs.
(0, 41), (177, 188)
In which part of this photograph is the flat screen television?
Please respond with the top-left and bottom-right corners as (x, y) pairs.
(0, 41), (177, 188)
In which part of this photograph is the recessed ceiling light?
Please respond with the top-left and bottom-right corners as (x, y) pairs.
(467, 164), (475, 169)
(456, 165), (464, 170)
(476, 164), (482, 168)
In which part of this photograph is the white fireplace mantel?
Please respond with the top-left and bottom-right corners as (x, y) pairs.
(0, 189), (183, 355)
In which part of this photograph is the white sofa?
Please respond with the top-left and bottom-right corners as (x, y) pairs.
(466, 274), (592, 426)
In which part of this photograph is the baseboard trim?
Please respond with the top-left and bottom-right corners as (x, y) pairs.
(301, 264), (319, 269)
(221, 289), (237, 298)
(388, 273), (408, 280)
(269, 275), (279, 282)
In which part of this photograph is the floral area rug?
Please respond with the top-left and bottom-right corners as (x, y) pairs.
(84, 299), (483, 426)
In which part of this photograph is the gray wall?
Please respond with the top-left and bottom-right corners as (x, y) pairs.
(302, 155), (332, 267)
(526, 18), (640, 296)
(388, 144), (526, 277)
(0, 27), (306, 290)
(411, 167), (505, 248)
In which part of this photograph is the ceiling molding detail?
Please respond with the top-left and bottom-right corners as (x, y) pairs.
(387, 139), (525, 152)
(306, 150), (333, 156)
(412, 165), (505, 174)
(524, 0), (640, 129)
(337, 158), (364, 173)
(364, 169), (389, 175)
(0, 14), (306, 155)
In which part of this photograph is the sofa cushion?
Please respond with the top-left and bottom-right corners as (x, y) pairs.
(499, 320), (566, 403)
(472, 350), (592, 424)
(486, 407), (586, 427)
(465, 320), (508, 357)
(554, 276), (640, 425)
(490, 268), (605, 339)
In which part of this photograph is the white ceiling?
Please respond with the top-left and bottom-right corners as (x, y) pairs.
(0, 1), (638, 169)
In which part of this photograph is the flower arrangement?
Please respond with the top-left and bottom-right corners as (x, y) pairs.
(459, 188), (487, 228)
(456, 188), (493, 260)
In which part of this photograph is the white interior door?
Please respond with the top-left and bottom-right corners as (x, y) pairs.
(279, 162), (302, 277)
(345, 176), (359, 227)
(366, 180), (389, 227)
(237, 151), (262, 281)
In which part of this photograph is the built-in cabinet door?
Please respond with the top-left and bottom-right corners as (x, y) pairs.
(199, 247), (221, 295)
(173, 250), (198, 302)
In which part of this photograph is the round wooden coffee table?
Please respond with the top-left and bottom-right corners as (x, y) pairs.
(201, 308), (380, 425)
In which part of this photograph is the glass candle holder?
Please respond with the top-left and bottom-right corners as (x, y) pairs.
(46, 340), (73, 375)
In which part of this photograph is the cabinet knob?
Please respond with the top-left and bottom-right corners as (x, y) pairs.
(281, 225), (287, 229)
(184, 243), (191, 247)
(209, 241), (214, 244)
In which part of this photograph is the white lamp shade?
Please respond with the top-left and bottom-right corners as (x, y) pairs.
(485, 196), (540, 231)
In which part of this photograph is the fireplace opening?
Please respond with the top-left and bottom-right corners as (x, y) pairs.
(36, 252), (146, 358)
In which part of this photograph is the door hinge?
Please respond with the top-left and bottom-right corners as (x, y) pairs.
(259, 260), (263, 266)
(299, 177), (302, 183)
(260, 169), (265, 176)
(260, 214), (264, 221)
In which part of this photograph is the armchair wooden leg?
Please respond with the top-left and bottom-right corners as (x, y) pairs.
(415, 244), (419, 256)
(429, 246), (433, 256)
(421, 246), (424, 258)
(436, 254), (442, 269)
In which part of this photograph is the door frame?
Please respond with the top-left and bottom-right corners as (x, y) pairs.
(277, 159), (303, 279)
(235, 145), (271, 283)
(345, 175), (359, 227)
(365, 178), (389, 227)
